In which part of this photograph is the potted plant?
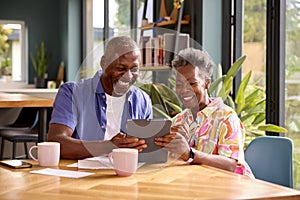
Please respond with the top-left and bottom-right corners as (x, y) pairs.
(30, 41), (50, 88)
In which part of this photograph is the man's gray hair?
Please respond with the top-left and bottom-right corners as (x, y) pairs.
(172, 48), (214, 79)
(104, 36), (139, 60)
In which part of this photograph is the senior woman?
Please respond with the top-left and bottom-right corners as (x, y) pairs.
(155, 48), (254, 177)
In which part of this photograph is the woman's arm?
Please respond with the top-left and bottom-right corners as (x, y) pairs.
(155, 131), (237, 172)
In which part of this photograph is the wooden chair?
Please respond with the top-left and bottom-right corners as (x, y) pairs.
(0, 108), (39, 160)
(245, 136), (294, 188)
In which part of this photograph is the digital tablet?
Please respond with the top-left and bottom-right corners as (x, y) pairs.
(126, 119), (171, 163)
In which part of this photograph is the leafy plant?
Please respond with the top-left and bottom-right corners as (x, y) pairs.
(30, 41), (50, 79)
(208, 55), (288, 144)
(136, 82), (182, 119)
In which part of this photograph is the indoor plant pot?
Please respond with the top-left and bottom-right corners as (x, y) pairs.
(30, 41), (50, 88)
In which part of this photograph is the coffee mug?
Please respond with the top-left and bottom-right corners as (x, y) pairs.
(47, 81), (57, 89)
(29, 142), (60, 166)
(109, 148), (138, 176)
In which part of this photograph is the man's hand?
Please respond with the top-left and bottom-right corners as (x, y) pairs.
(111, 133), (147, 152)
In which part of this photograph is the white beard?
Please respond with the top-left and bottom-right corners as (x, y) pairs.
(112, 79), (131, 96)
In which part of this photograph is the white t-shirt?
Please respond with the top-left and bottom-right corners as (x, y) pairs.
(104, 93), (126, 140)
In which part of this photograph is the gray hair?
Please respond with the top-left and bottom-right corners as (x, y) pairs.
(104, 36), (140, 61)
(172, 48), (214, 79)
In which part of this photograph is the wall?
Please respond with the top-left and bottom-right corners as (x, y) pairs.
(202, 0), (222, 69)
(0, 0), (81, 83)
(67, 0), (82, 81)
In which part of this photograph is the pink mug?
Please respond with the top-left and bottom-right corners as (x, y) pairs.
(109, 148), (138, 176)
(29, 142), (60, 167)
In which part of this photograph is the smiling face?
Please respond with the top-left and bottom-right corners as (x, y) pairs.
(101, 50), (140, 96)
(176, 64), (210, 114)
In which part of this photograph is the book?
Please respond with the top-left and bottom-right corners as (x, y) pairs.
(163, 33), (190, 66)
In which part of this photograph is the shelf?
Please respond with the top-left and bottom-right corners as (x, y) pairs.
(139, 20), (189, 31)
(139, 66), (171, 71)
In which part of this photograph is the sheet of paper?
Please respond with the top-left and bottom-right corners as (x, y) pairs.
(30, 168), (94, 178)
(67, 156), (145, 170)
(78, 156), (112, 169)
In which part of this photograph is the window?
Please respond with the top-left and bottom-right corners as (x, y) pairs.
(243, 0), (266, 88)
(242, 0), (267, 138)
(82, 0), (149, 79)
(285, 0), (300, 190)
(0, 20), (26, 82)
(82, 0), (135, 79)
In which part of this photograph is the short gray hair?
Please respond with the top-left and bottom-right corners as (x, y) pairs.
(172, 48), (214, 79)
(104, 36), (140, 60)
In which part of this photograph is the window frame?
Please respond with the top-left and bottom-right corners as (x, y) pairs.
(223, 0), (286, 136)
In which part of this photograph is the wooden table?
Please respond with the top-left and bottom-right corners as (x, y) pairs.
(0, 93), (54, 142)
(0, 159), (299, 200)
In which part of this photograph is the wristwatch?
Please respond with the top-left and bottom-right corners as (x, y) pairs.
(186, 148), (195, 163)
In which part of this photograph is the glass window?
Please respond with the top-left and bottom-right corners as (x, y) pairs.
(82, 0), (133, 79)
(243, 0), (266, 88)
(285, 0), (300, 190)
(242, 0), (267, 140)
(0, 20), (26, 82)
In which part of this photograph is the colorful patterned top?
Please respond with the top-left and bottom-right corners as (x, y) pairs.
(172, 97), (254, 178)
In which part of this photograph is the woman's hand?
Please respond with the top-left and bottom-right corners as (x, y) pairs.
(111, 133), (147, 152)
(171, 125), (190, 141)
(155, 131), (190, 159)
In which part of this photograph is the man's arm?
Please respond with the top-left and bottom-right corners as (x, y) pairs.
(48, 123), (147, 159)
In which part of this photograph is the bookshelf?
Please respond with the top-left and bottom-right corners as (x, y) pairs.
(139, 20), (189, 31)
(139, 65), (171, 71)
(138, 0), (192, 84)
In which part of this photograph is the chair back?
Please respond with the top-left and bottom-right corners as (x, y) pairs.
(3, 108), (39, 130)
(245, 136), (294, 188)
(0, 108), (22, 126)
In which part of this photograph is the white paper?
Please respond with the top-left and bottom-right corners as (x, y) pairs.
(78, 156), (112, 169)
(30, 168), (94, 178)
(67, 156), (145, 170)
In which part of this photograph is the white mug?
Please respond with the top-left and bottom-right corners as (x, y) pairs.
(109, 148), (138, 176)
(47, 81), (57, 89)
(29, 142), (60, 166)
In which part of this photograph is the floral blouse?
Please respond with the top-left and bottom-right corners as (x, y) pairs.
(172, 97), (254, 178)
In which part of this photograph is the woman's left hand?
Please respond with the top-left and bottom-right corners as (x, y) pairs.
(155, 132), (190, 158)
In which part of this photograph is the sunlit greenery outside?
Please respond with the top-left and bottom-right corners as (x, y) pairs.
(0, 25), (12, 76)
(244, 0), (300, 189)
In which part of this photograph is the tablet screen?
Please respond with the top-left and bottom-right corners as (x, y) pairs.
(126, 119), (171, 163)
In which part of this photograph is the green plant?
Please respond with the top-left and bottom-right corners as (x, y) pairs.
(30, 41), (50, 79)
(136, 82), (182, 119)
(208, 55), (287, 144)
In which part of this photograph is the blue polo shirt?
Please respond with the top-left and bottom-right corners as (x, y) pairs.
(49, 70), (152, 140)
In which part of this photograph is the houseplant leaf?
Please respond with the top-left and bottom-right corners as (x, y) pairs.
(252, 112), (266, 125)
(224, 55), (246, 83)
(218, 76), (233, 101)
(208, 75), (225, 96)
(257, 124), (288, 133)
(155, 83), (182, 107)
(235, 71), (252, 114)
(153, 105), (170, 119)
(150, 84), (168, 114)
